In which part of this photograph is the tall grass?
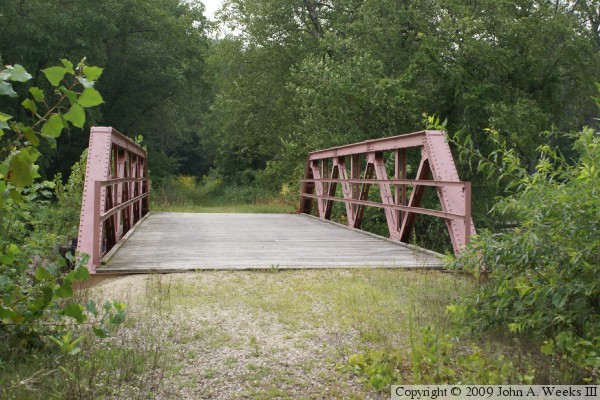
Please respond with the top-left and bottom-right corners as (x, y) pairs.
(0, 286), (166, 399)
(151, 174), (296, 213)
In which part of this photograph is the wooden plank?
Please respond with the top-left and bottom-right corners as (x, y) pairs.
(98, 212), (443, 273)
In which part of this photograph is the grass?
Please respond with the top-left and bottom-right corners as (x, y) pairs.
(152, 199), (295, 214)
(0, 311), (166, 399)
(145, 270), (586, 396)
(0, 269), (589, 399)
(151, 174), (296, 214)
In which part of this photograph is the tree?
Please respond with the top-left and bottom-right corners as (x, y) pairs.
(0, 0), (213, 180)
(206, 0), (600, 237)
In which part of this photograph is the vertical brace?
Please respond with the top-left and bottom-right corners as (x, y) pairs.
(394, 149), (406, 233)
(299, 155), (314, 214)
(399, 152), (431, 243)
(90, 181), (102, 270)
(372, 152), (400, 240)
(324, 164), (339, 220)
(353, 158), (375, 229)
(336, 158), (355, 225)
(464, 182), (472, 246)
(424, 131), (476, 251)
(310, 160), (325, 217)
(350, 155), (360, 225)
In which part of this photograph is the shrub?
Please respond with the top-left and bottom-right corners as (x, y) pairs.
(344, 325), (534, 390)
(449, 125), (599, 377)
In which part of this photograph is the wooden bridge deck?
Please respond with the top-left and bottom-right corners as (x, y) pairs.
(98, 212), (443, 273)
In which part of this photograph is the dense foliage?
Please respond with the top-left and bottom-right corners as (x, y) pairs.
(449, 124), (599, 376)
(208, 1), (599, 201)
(2, 0), (599, 224)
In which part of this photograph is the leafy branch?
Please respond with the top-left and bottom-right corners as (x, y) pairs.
(1, 60), (124, 352)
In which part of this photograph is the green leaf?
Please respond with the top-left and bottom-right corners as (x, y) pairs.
(8, 146), (40, 187)
(0, 244), (19, 265)
(0, 80), (17, 97)
(65, 270), (76, 282)
(110, 310), (126, 325)
(83, 66), (103, 81)
(0, 112), (12, 131)
(20, 125), (39, 146)
(34, 266), (54, 281)
(93, 327), (108, 338)
(0, 305), (16, 318)
(55, 282), (73, 298)
(73, 266), (90, 281)
(41, 286), (53, 303)
(29, 296), (50, 313)
(78, 88), (104, 107)
(7, 187), (21, 203)
(59, 86), (78, 106)
(21, 98), (37, 115)
(113, 301), (126, 312)
(60, 59), (74, 74)
(86, 300), (98, 317)
(42, 66), (68, 86)
(0, 244), (20, 265)
(29, 87), (44, 102)
(41, 114), (65, 138)
(63, 104), (85, 128)
(63, 303), (85, 323)
(541, 340), (554, 355)
(8, 64), (32, 82)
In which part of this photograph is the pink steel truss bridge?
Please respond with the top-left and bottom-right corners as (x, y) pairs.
(75, 127), (471, 273)
(76, 127), (149, 272)
(299, 130), (475, 255)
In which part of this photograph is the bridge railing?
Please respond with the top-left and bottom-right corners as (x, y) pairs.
(77, 127), (149, 272)
(299, 130), (475, 255)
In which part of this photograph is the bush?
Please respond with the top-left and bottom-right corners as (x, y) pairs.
(152, 175), (200, 207)
(449, 126), (599, 377)
(345, 325), (535, 390)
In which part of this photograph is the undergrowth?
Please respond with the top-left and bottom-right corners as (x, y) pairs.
(151, 172), (296, 213)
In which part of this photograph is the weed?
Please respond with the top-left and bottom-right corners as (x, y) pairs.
(204, 368), (218, 379)
(249, 335), (261, 357)
(145, 273), (172, 312)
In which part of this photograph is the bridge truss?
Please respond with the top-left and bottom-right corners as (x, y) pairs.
(77, 127), (149, 271)
(299, 130), (475, 255)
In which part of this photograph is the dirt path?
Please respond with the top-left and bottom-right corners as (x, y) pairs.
(89, 270), (431, 399)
